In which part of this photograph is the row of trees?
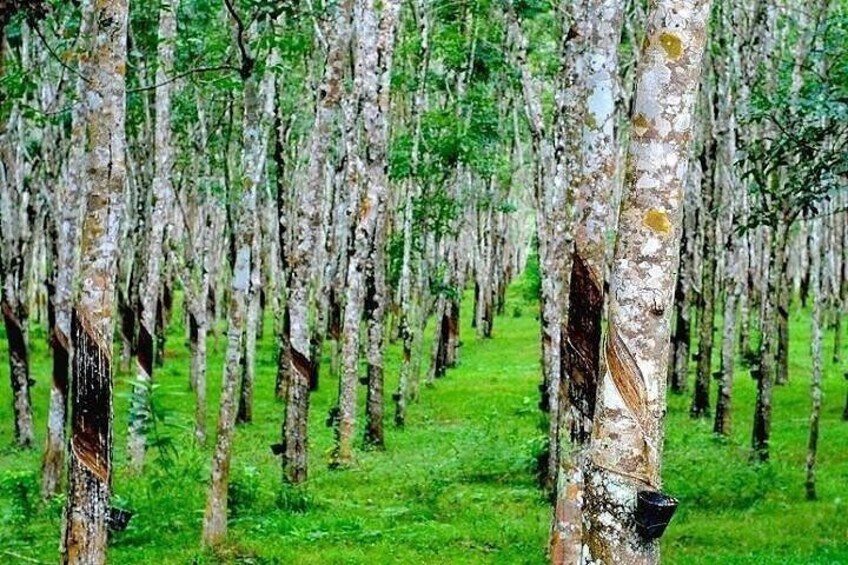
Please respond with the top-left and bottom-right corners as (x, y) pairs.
(0, 0), (846, 563)
(2, 0), (529, 561)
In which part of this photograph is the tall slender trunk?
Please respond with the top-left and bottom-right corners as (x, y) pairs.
(333, 0), (399, 468)
(238, 217), (261, 424)
(128, 0), (176, 473)
(202, 22), (271, 541)
(364, 238), (387, 448)
(752, 223), (787, 462)
(43, 18), (89, 484)
(775, 268), (790, 385)
(805, 218), (823, 500)
(363, 0), (399, 448)
(395, 0), (428, 424)
(582, 1), (710, 561)
(282, 0), (352, 484)
(542, 0), (623, 559)
(713, 40), (741, 436)
(505, 0), (561, 492)
(670, 220), (692, 394)
(189, 310), (208, 444)
(62, 0), (128, 561)
(0, 99), (35, 450)
(691, 133), (718, 418)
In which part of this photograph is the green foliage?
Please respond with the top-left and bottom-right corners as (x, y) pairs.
(229, 465), (262, 518)
(515, 236), (541, 302)
(0, 470), (39, 534)
(741, 10), (848, 230)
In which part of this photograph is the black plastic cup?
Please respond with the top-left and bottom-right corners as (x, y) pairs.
(108, 507), (133, 532)
(635, 490), (678, 540)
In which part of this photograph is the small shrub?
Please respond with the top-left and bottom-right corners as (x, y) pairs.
(275, 484), (312, 513)
(229, 466), (261, 517)
(0, 470), (40, 534)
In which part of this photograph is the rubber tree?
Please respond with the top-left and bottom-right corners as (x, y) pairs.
(333, 0), (399, 467)
(546, 0), (624, 559)
(581, 0), (711, 561)
(128, 0), (177, 473)
(282, 0), (353, 484)
(61, 0), (128, 561)
(202, 5), (274, 545)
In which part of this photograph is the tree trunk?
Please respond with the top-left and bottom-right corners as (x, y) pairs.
(202, 28), (271, 542)
(582, 1), (710, 561)
(333, 0), (399, 467)
(752, 224), (787, 462)
(364, 244), (387, 448)
(363, 0), (399, 448)
(189, 311), (208, 444)
(691, 134), (718, 418)
(805, 218), (823, 500)
(3, 296), (33, 449)
(237, 219), (261, 424)
(670, 247), (691, 394)
(545, 0), (623, 559)
(395, 0), (428, 424)
(282, 0), (352, 484)
(128, 0), (176, 473)
(62, 0), (128, 561)
(0, 98), (35, 451)
(776, 268), (790, 385)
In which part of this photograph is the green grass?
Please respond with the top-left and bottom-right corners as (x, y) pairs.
(0, 285), (846, 564)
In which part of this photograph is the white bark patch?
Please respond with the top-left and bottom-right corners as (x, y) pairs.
(232, 247), (251, 291)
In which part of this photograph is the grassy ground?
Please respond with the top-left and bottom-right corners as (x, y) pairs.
(0, 284), (846, 564)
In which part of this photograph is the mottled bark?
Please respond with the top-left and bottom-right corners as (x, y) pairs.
(0, 99), (35, 450)
(545, 0), (623, 560)
(128, 0), (176, 473)
(395, 0), (428, 422)
(238, 216), (261, 424)
(752, 224), (787, 462)
(505, 0), (562, 494)
(3, 297), (33, 448)
(691, 148), (717, 417)
(805, 218), (823, 500)
(189, 311), (207, 444)
(669, 216), (692, 395)
(363, 0), (399, 449)
(582, 1), (711, 561)
(333, 0), (399, 468)
(62, 0), (128, 561)
(202, 19), (271, 541)
(713, 34), (742, 436)
(283, 0), (352, 483)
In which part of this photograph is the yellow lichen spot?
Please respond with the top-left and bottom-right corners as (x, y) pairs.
(632, 114), (650, 136)
(659, 32), (683, 60)
(643, 209), (672, 235)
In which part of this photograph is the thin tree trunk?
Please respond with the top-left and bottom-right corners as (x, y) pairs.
(752, 224), (787, 462)
(363, 0), (399, 448)
(202, 22), (270, 542)
(805, 218), (823, 500)
(545, 0), (623, 559)
(128, 0), (176, 472)
(691, 133), (718, 418)
(283, 0), (352, 484)
(190, 311), (208, 444)
(238, 218), (261, 424)
(333, 0), (398, 468)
